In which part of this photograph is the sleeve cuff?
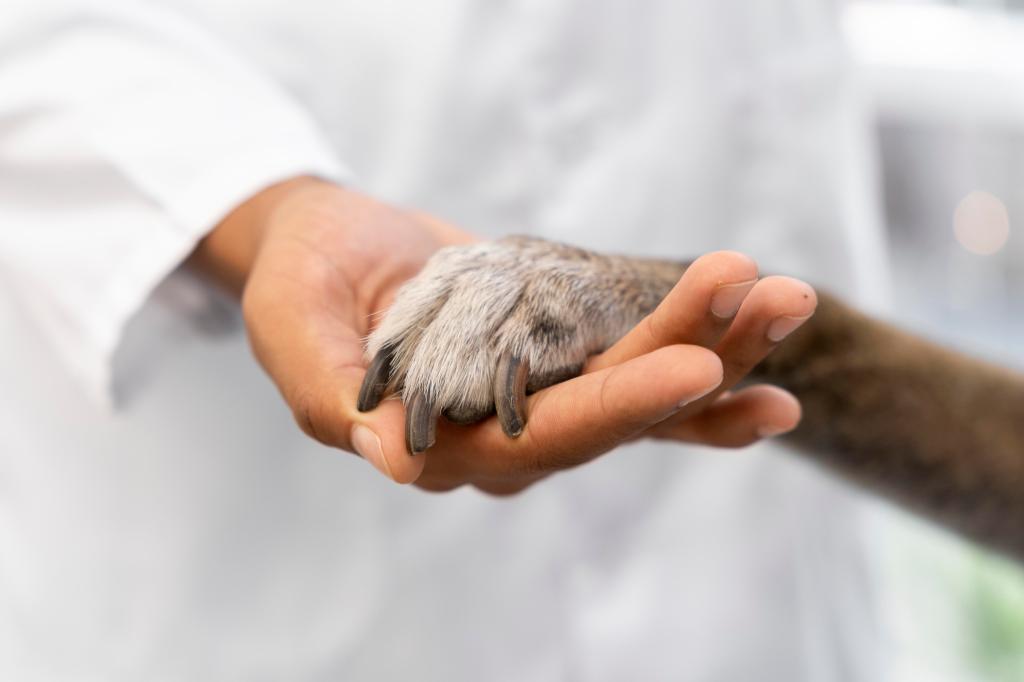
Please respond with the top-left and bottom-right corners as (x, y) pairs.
(0, 1), (355, 407)
(86, 151), (352, 409)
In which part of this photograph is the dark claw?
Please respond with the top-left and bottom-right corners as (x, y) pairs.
(494, 353), (530, 438)
(405, 391), (439, 455)
(357, 343), (396, 412)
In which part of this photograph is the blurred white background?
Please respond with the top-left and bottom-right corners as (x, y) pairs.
(3, 2), (1022, 679)
(845, 2), (1024, 680)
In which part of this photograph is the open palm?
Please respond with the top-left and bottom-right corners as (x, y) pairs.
(232, 179), (814, 493)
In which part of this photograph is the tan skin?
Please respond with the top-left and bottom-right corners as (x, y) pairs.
(189, 176), (817, 494)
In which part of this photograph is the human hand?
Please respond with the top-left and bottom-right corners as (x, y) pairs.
(191, 178), (815, 493)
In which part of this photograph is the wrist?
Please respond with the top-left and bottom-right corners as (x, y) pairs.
(188, 175), (331, 297)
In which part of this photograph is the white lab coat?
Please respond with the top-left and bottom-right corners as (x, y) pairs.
(0, 1), (893, 679)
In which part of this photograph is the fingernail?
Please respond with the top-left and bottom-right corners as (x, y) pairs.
(766, 314), (812, 343)
(351, 425), (393, 480)
(676, 379), (721, 409)
(757, 425), (791, 438)
(710, 279), (758, 319)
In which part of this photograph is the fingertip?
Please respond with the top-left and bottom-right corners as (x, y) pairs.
(718, 385), (801, 443)
(749, 384), (802, 436)
(687, 250), (759, 282)
(381, 433), (427, 484)
(649, 382), (801, 448)
(352, 403), (427, 484)
(350, 424), (393, 479)
(755, 276), (818, 317)
(652, 344), (724, 407)
(679, 344), (725, 389)
(681, 252), (760, 320)
(387, 453), (426, 484)
(382, 418), (427, 484)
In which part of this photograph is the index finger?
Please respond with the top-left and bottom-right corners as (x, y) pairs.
(587, 251), (758, 372)
(421, 344), (723, 481)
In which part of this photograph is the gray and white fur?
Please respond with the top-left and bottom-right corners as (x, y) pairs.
(359, 236), (681, 449)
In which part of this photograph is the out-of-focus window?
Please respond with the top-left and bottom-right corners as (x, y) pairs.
(845, 0), (1024, 364)
(944, 0), (1024, 10)
(882, 0), (1024, 11)
(845, 2), (1024, 681)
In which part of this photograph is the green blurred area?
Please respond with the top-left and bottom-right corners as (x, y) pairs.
(881, 517), (1024, 682)
(963, 553), (1024, 681)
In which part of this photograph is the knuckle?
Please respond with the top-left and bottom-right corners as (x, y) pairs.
(596, 369), (616, 423)
(641, 310), (668, 347)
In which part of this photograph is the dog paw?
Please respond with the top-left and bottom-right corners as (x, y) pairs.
(357, 236), (676, 453)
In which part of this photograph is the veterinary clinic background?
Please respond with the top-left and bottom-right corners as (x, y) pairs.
(1, 0), (1022, 680)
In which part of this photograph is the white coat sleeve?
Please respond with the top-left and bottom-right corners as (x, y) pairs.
(0, 0), (351, 406)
